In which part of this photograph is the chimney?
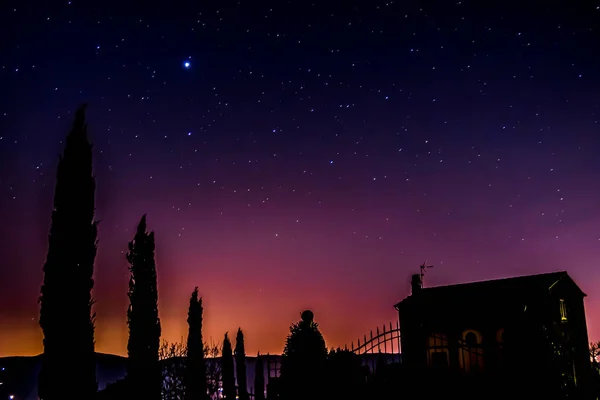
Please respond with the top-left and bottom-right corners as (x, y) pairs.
(411, 274), (422, 295)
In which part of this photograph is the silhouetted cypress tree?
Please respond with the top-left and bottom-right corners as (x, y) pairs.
(38, 104), (98, 400)
(234, 328), (249, 400)
(254, 353), (265, 400)
(280, 310), (327, 400)
(185, 287), (208, 400)
(221, 333), (236, 400)
(126, 215), (162, 400)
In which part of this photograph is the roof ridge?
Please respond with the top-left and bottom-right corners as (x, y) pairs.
(420, 271), (567, 291)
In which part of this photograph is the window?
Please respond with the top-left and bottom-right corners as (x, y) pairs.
(426, 333), (449, 368)
(459, 330), (484, 373)
(465, 332), (477, 346)
(559, 299), (567, 322)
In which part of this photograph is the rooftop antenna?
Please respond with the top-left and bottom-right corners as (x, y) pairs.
(420, 261), (434, 288)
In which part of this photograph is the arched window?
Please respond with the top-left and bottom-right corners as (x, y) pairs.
(465, 332), (478, 346)
(426, 333), (449, 368)
(459, 330), (484, 373)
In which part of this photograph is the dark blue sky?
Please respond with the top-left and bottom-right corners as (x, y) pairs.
(1, 0), (599, 356)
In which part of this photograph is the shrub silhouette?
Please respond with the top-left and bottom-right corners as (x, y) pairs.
(160, 340), (187, 400)
(254, 353), (265, 400)
(280, 310), (327, 400)
(326, 348), (367, 399)
(204, 340), (222, 399)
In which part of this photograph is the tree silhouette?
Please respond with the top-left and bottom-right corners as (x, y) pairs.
(280, 310), (328, 400)
(234, 328), (249, 400)
(254, 353), (265, 400)
(185, 287), (208, 400)
(204, 341), (222, 399)
(126, 215), (162, 400)
(590, 342), (600, 397)
(38, 104), (98, 400)
(160, 340), (187, 400)
(221, 333), (236, 400)
(97, 378), (129, 400)
(591, 342), (600, 371)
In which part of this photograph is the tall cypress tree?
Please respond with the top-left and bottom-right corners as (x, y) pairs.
(38, 104), (98, 400)
(126, 215), (162, 400)
(184, 287), (208, 400)
(221, 333), (236, 400)
(234, 328), (249, 400)
(254, 353), (265, 400)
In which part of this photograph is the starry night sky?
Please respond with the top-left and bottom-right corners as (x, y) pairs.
(1, 0), (600, 357)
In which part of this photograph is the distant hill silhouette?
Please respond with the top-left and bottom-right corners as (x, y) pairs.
(0, 353), (273, 400)
(0, 353), (127, 400)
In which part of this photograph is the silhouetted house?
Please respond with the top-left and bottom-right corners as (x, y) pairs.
(395, 271), (591, 398)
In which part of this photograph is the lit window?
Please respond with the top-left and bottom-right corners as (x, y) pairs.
(426, 333), (449, 368)
(460, 330), (484, 373)
(560, 299), (567, 322)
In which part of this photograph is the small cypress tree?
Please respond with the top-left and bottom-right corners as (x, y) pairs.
(185, 287), (208, 400)
(221, 333), (236, 400)
(254, 353), (265, 400)
(234, 328), (249, 400)
(126, 215), (162, 400)
(38, 104), (98, 400)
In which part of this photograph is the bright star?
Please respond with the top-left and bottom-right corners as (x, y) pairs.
(183, 61), (191, 68)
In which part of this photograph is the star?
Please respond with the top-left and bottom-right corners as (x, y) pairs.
(1, 0), (600, 359)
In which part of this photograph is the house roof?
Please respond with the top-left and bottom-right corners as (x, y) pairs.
(394, 271), (585, 309)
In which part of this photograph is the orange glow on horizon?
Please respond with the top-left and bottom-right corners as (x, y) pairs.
(1, 281), (398, 357)
(1, 313), (386, 358)
(2, 238), (599, 358)
(3, 290), (600, 358)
